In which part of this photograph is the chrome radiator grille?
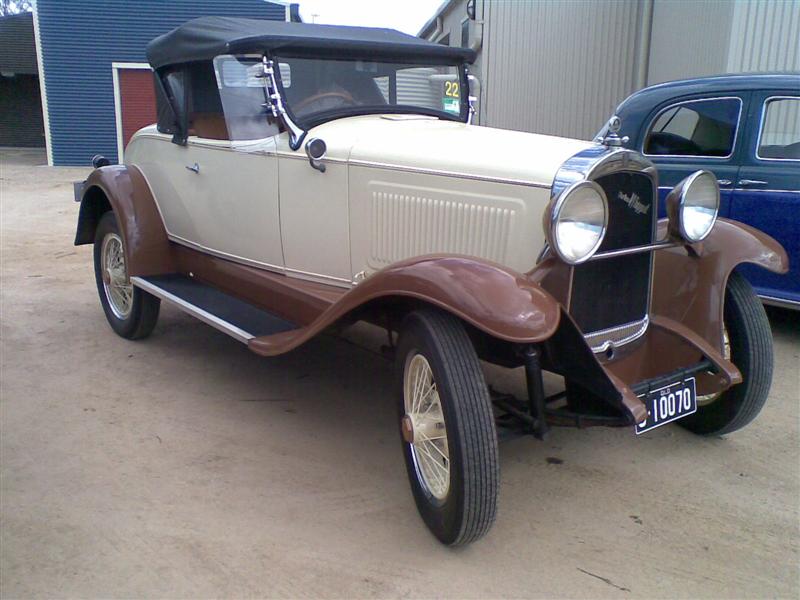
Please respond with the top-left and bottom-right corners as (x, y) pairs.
(569, 171), (655, 347)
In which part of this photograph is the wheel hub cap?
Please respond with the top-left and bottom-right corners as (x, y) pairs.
(403, 353), (450, 500)
(101, 232), (133, 319)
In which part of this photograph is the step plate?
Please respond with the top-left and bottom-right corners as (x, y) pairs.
(131, 274), (297, 343)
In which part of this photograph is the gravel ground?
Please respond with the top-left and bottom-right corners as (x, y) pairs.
(1, 147), (798, 599)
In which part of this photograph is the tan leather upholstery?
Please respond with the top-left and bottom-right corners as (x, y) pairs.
(190, 113), (229, 140)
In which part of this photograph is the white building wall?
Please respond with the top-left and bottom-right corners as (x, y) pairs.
(421, 0), (800, 141)
(480, 0), (645, 140)
(727, 0), (800, 72)
(647, 0), (735, 85)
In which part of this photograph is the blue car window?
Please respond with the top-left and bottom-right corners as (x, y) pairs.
(757, 97), (800, 161)
(644, 97), (741, 158)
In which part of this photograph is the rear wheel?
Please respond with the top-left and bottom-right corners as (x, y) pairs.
(679, 271), (774, 435)
(93, 211), (160, 339)
(395, 309), (499, 545)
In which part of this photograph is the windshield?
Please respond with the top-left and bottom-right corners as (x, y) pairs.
(275, 56), (467, 128)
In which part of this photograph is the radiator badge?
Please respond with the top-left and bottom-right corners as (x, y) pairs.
(618, 191), (649, 215)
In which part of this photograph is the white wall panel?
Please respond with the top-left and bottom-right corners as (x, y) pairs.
(481, 0), (642, 140)
(647, 0), (734, 85)
(727, 0), (800, 72)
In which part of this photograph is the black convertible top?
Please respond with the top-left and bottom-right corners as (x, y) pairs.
(146, 17), (476, 69)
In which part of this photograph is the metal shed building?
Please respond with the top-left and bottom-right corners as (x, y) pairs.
(420, 0), (800, 140)
(0, 12), (45, 147)
(33, 0), (298, 166)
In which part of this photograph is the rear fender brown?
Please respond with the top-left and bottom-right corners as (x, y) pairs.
(74, 165), (176, 276)
(248, 255), (562, 356)
(652, 217), (788, 352)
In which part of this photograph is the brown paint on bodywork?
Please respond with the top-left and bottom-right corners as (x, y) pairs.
(173, 244), (343, 326)
(529, 218), (786, 397)
(75, 165), (176, 276)
(248, 255), (562, 356)
(163, 217), (784, 424)
(651, 218), (788, 353)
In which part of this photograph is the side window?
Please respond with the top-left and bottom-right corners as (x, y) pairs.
(757, 97), (800, 160)
(186, 61), (227, 140)
(212, 55), (281, 143)
(644, 98), (741, 158)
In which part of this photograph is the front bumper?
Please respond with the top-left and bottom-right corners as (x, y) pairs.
(539, 310), (740, 426)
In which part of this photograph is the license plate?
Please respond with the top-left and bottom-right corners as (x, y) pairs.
(635, 377), (697, 435)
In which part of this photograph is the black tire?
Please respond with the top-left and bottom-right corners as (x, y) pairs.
(395, 309), (499, 546)
(93, 211), (160, 340)
(679, 271), (774, 435)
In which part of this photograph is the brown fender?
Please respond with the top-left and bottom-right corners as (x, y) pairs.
(74, 165), (175, 276)
(248, 255), (561, 356)
(652, 217), (788, 354)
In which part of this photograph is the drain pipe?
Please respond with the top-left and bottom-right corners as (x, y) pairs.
(470, 15), (484, 52)
(426, 16), (443, 42)
(633, 0), (654, 90)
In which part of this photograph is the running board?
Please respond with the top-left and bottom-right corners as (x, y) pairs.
(131, 274), (297, 344)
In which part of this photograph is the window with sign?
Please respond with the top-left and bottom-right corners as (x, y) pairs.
(274, 56), (465, 128)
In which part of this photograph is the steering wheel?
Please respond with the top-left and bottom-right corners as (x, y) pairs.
(294, 91), (356, 113)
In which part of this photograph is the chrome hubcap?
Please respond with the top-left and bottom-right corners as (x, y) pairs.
(403, 353), (450, 500)
(101, 233), (133, 319)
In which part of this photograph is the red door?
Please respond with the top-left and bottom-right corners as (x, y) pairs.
(118, 68), (156, 151)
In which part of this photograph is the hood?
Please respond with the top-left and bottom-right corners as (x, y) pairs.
(310, 115), (594, 188)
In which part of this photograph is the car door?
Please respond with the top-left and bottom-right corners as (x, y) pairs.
(729, 93), (800, 305)
(638, 94), (749, 219)
(276, 130), (352, 287)
(139, 57), (285, 271)
(179, 138), (284, 270)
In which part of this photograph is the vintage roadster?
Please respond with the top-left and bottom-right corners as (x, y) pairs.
(74, 18), (788, 545)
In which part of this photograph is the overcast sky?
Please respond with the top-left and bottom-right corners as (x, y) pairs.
(296, 0), (445, 35)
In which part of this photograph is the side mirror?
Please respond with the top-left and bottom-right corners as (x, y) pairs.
(305, 138), (326, 172)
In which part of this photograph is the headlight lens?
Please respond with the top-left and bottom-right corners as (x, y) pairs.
(550, 181), (608, 264)
(669, 171), (720, 242)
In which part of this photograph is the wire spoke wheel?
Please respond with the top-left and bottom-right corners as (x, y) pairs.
(101, 233), (133, 319)
(395, 309), (498, 546)
(93, 211), (160, 340)
(403, 353), (450, 500)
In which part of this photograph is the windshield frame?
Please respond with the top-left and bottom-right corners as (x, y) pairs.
(270, 52), (471, 131)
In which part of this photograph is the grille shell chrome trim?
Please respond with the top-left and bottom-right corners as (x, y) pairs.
(585, 316), (650, 353)
(550, 146), (658, 353)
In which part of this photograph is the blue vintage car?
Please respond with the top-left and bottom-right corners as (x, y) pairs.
(598, 74), (799, 308)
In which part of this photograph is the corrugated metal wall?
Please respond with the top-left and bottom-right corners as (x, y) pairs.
(36, 0), (285, 166)
(727, 0), (800, 72)
(427, 0), (799, 142)
(481, 0), (643, 140)
(647, 0), (735, 85)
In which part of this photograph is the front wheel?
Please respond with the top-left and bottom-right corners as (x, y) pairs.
(679, 271), (774, 436)
(93, 211), (160, 339)
(395, 309), (499, 546)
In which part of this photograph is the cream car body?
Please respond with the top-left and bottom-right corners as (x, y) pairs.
(126, 116), (591, 287)
(75, 17), (789, 547)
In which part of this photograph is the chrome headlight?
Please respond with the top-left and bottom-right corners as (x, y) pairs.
(548, 181), (608, 265)
(667, 171), (720, 242)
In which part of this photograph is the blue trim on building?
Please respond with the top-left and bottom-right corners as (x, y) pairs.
(36, 0), (286, 165)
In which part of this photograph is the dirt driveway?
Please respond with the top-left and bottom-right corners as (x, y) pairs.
(1, 147), (798, 599)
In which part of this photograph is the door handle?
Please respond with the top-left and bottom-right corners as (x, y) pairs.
(185, 163), (200, 174)
(738, 179), (767, 186)
(717, 179), (732, 187)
